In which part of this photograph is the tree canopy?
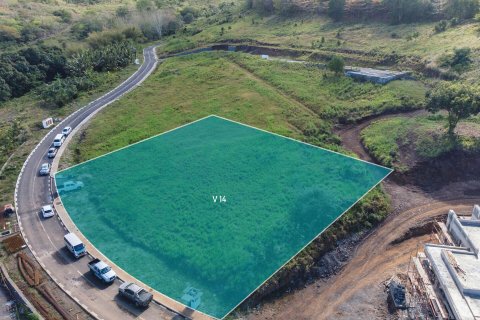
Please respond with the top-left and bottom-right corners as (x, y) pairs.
(426, 82), (480, 135)
(327, 56), (345, 76)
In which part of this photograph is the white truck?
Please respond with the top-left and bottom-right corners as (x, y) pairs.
(57, 181), (84, 193)
(88, 258), (117, 284)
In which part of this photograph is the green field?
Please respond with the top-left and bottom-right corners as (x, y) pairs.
(56, 116), (390, 318)
(361, 115), (480, 170)
(65, 52), (426, 164)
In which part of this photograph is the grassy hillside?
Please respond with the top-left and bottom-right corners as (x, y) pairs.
(162, 13), (479, 57)
(65, 52), (426, 162)
(63, 50), (394, 311)
(361, 114), (480, 170)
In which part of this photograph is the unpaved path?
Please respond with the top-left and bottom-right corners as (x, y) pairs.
(246, 109), (480, 320)
(334, 109), (427, 162)
(248, 199), (479, 320)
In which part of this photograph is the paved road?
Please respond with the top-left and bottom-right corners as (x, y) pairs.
(14, 45), (179, 320)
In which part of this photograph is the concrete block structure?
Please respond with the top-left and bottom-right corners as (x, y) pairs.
(416, 206), (480, 320)
(345, 67), (411, 84)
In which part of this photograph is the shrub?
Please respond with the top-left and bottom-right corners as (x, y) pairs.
(0, 25), (20, 42)
(71, 18), (103, 40)
(327, 56), (345, 76)
(52, 9), (72, 23)
(21, 24), (45, 42)
(180, 6), (199, 24)
(439, 47), (473, 72)
(41, 77), (79, 107)
(434, 20), (448, 33)
(86, 30), (126, 49)
(116, 6), (130, 18)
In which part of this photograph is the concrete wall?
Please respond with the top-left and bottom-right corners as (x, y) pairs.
(447, 210), (479, 257)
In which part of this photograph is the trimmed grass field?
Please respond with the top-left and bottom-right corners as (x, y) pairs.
(361, 115), (480, 170)
(57, 116), (390, 318)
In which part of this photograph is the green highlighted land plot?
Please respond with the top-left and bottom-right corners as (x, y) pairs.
(55, 116), (391, 319)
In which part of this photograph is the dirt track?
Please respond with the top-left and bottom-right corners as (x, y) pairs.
(247, 110), (480, 320)
(249, 199), (478, 320)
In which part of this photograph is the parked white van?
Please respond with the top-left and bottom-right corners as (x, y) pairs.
(64, 233), (87, 258)
(53, 133), (65, 147)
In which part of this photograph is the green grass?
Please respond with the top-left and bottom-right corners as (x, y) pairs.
(163, 13), (480, 63)
(229, 53), (426, 122)
(361, 114), (480, 170)
(61, 44), (396, 310)
(68, 52), (322, 162)
(57, 116), (390, 318)
(69, 52), (427, 164)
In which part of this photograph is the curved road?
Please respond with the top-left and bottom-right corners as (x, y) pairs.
(14, 45), (179, 320)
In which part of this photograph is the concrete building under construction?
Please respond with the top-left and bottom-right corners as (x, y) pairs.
(410, 205), (480, 320)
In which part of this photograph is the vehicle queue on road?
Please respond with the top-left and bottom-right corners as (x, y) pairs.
(37, 125), (152, 308)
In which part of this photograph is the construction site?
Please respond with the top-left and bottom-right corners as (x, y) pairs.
(398, 205), (480, 320)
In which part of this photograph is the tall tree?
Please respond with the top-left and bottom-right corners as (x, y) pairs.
(327, 56), (345, 76)
(426, 82), (480, 136)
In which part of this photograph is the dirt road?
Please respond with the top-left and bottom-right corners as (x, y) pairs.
(248, 199), (478, 320)
(246, 110), (480, 320)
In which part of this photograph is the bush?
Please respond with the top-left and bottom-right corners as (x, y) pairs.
(21, 24), (45, 42)
(180, 6), (200, 24)
(86, 30), (126, 49)
(434, 20), (448, 33)
(116, 6), (130, 18)
(0, 25), (20, 42)
(136, 0), (154, 11)
(41, 77), (79, 107)
(52, 9), (72, 23)
(67, 41), (136, 75)
(71, 18), (103, 40)
(439, 47), (472, 72)
(122, 27), (145, 42)
(327, 56), (345, 76)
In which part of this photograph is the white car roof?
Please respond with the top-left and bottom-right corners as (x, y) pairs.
(41, 163), (49, 167)
(54, 133), (64, 140)
(63, 126), (71, 130)
(42, 205), (52, 211)
(64, 233), (83, 246)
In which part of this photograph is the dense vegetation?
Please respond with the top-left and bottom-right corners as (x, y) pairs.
(0, 42), (135, 106)
(247, 0), (480, 23)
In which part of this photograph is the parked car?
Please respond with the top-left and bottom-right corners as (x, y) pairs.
(41, 205), (54, 218)
(1, 204), (15, 217)
(53, 133), (65, 147)
(47, 147), (57, 158)
(57, 181), (84, 193)
(39, 163), (50, 176)
(62, 126), (72, 136)
(64, 233), (86, 258)
(118, 282), (153, 308)
(88, 258), (117, 283)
